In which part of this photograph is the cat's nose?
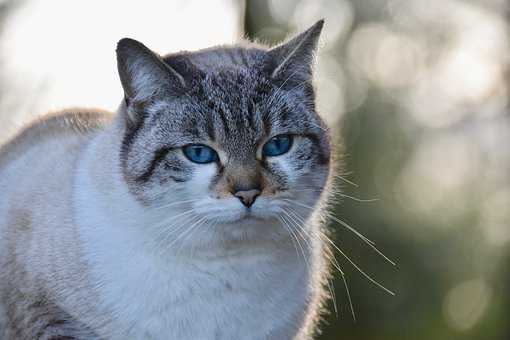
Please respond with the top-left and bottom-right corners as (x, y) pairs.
(234, 189), (261, 208)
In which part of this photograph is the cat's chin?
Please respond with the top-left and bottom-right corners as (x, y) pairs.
(213, 209), (269, 224)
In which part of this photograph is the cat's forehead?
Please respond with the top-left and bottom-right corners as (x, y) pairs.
(152, 49), (317, 155)
(193, 69), (268, 156)
(155, 68), (313, 149)
(202, 67), (265, 107)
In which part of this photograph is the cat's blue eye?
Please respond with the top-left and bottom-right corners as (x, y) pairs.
(183, 145), (218, 164)
(262, 135), (293, 157)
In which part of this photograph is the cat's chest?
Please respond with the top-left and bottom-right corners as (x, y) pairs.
(97, 247), (309, 340)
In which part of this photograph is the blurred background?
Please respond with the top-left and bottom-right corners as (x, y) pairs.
(0, 0), (508, 339)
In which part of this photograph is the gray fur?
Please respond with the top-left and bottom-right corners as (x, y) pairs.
(0, 110), (111, 339)
(118, 21), (329, 203)
(0, 20), (333, 339)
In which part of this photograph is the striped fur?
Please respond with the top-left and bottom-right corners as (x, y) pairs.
(0, 20), (335, 339)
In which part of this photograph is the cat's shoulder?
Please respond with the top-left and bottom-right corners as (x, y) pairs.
(0, 109), (112, 167)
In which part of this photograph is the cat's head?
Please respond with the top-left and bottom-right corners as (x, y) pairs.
(116, 21), (332, 242)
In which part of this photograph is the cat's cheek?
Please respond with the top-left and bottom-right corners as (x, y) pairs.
(271, 137), (312, 180)
(186, 163), (218, 197)
(278, 158), (295, 183)
(264, 157), (295, 191)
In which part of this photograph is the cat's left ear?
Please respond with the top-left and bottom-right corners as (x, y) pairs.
(116, 38), (188, 102)
(265, 20), (324, 85)
(116, 38), (201, 126)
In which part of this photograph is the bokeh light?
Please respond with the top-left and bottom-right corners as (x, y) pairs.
(443, 278), (492, 332)
(1, 0), (509, 339)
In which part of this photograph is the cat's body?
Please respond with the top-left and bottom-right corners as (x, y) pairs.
(0, 21), (333, 339)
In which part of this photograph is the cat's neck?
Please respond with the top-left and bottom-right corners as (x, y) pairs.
(73, 119), (158, 245)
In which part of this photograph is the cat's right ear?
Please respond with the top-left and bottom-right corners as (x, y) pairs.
(264, 20), (323, 87)
(116, 38), (192, 123)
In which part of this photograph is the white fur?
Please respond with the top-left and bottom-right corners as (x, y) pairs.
(73, 130), (320, 340)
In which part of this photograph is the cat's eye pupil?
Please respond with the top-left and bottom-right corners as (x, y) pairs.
(262, 135), (292, 157)
(183, 145), (217, 164)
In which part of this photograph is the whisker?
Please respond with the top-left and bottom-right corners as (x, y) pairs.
(277, 216), (301, 262)
(326, 215), (396, 266)
(332, 174), (359, 187)
(153, 209), (197, 227)
(328, 250), (356, 320)
(339, 194), (380, 203)
(153, 211), (201, 250)
(341, 272), (356, 322)
(318, 230), (395, 296)
(167, 216), (208, 250)
(326, 276), (339, 318)
(282, 199), (375, 246)
(175, 217), (213, 256)
(282, 203), (395, 295)
(152, 199), (201, 211)
(280, 214), (310, 273)
(283, 210), (312, 259)
(282, 208), (342, 319)
(151, 210), (199, 244)
(284, 199), (397, 266)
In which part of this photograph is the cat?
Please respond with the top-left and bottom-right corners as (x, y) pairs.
(0, 20), (334, 339)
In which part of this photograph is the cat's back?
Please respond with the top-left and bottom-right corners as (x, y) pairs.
(0, 109), (111, 235)
(0, 110), (112, 339)
(0, 109), (111, 170)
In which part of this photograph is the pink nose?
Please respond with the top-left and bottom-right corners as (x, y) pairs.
(234, 189), (261, 208)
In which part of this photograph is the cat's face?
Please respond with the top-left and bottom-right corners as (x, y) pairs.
(117, 21), (331, 242)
